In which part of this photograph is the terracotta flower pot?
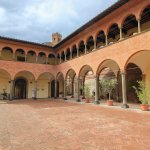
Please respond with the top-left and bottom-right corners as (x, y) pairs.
(107, 100), (113, 106)
(85, 99), (90, 103)
(140, 104), (149, 111)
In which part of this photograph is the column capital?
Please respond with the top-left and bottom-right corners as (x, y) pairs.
(120, 71), (126, 75)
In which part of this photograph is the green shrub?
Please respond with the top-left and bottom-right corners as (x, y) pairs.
(133, 81), (150, 105)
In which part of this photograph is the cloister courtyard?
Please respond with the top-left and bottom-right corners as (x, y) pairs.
(0, 99), (150, 150)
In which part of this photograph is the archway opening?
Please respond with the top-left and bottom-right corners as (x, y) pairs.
(66, 48), (71, 61)
(15, 49), (25, 62)
(57, 54), (60, 64)
(27, 50), (36, 63)
(97, 60), (121, 102)
(126, 63), (142, 103)
(14, 71), (35, 99)
(141, 5), (150, 32)
(1, 47), (13, 61)
(37, 73), (54, 99)
(78, 41), (85, 56)
(38, 52), (46, 64)
(72, 45), (77, 59)
(79, 65), (94, 99)
(0, 69), (11, 100)
(125, 51), (150, 104)
(108, 24), (120, 45)
(61, 51), (65, 62)
(122, 15), (138, 38)
(14, 78), (27, 99)
(86, 36), (94, 53)
(48, 54), (56, 65)
(57, 73), (64, 98)
(96, 30), (106, 49)
(65, 69), (76, 98)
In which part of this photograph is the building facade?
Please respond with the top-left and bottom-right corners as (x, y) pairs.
(0, 0), (150, 107)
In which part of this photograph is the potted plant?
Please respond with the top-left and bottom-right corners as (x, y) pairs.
(99, 78), (117, 106)
(84, 84), (91, 103)
(133, 81), (150, 111)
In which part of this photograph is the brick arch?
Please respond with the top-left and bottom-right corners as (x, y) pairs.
(106, 23), (120, 35)
(65, 69), (76, 80)
(77, 40), (85, 48)
(37, 72), (55, 81)
(56, 72), (64, 80)
(70, 44), (78, 51)
(138, 3), (150, 20)
(85, 35), (94, 43)
(1, 46), (14, 53)
(0, 68), (12, 79)
(78, 65), (94, 78)
(38, 51), (46, 56)
(15, 48), (26, 55)
(27, 50), (37, 56)
(120, 13), (138, 28)
(123, 50), (150, 72)
(96, 59), (120, 77)
(95, 30), (106, 39)
(14, 70), (36, 80)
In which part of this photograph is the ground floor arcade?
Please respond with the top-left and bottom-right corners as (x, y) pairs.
(0, 50), (150, 108)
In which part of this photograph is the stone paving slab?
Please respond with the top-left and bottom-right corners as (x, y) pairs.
(0, 100), (150, 150)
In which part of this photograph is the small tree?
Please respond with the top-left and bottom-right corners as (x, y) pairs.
(133, 81), (150, 105)
(84, 83), (91, 99)
(99, 78), (117, 100)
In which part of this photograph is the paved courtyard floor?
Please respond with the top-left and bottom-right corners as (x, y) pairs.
(0, 100), (150, 150)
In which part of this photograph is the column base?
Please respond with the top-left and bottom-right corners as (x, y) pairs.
(121, 104), (129, 109)
(94, 101), (100, 105)
(76, 99), (81, 102)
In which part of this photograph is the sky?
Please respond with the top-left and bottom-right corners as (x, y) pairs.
(0, 0), (117, 43)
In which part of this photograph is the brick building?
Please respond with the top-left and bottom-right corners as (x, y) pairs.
(0, 0), (150, 108)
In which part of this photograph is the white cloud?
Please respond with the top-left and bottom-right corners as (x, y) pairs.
(0, 0), (117, 42)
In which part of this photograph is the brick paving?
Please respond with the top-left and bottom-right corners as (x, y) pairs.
(0, 100), (150, 150)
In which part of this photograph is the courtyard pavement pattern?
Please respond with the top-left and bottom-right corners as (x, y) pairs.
(0, 100), (150, 150)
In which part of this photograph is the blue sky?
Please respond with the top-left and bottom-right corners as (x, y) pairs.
(0, 0), (117, 43)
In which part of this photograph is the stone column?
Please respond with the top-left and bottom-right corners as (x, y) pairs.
(85, 44), (87, 54)
(105, 34), (108, 46)
(13, 53), (16, 61)
(77, 47), (79, 57)
(34, 81), (37, 100)
(65, 53), (67, 61)
(137, 19), (141, 33)
(121, 72), (129, 108)
(76, 78), (81, 102)
(59, 55), (61, 64)
(25, 55), (27, 62)
(0, 51), (1, 59)
(46, 57), (48, 64)
(94, 76), (100, 104)
(36, 56), (38, 63)
(71, 80), (74, 98)
(120, 27), (123, 40)
(54, 80), (57, 98)
(48, 82), (51, 98)
(70, 50), (72, 60)
(10, 80), (14, 100)
(63, 80), (67, 100)
(82, 81), (85, 99)
(94, 38), (97, 50)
